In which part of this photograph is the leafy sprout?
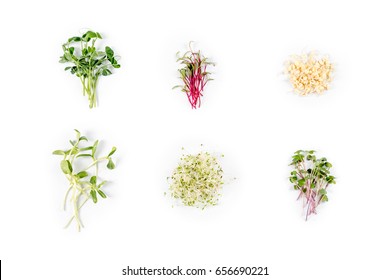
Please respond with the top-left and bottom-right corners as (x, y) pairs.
(53, 129), (117, 231)
(59, 30), (120, 108)
(173, 42), (215, 109)
(168, 149), (224, 209)
(289, 150), (336, 220)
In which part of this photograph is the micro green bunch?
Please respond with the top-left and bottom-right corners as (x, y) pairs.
(289, 150), (336, 220)
(53, 130), (117, 231)
(168, 150), (224, 209)
(173, 42), (215, 109)
(59, 30), (120, 108)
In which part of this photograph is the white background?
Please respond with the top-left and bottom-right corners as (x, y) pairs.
(0, 0), (389, 279)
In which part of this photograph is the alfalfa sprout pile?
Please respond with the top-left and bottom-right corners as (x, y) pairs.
(168, 149), (224, 209)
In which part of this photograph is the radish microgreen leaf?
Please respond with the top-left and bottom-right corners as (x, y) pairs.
(289, 150), (336, 220)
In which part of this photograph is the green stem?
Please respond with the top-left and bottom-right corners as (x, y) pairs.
(80, 77), (86, 96)
(83, 157), (107, 171)
(63, 186), (72, 210)
(64, 196), (90, 229)
(93, 77), (98, 107)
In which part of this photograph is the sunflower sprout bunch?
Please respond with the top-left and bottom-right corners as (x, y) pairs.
(173, 42), (215, 109)
(59, 30), (120, 108)
(168, 148), (224, 209)
(289, 150), (336, 220)
(53, 130), (117, 231)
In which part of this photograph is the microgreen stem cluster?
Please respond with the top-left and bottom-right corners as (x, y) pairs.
(53, 130), (116, 231)
(60, 31), (120, 108)
(289, 150), (336, 220)
(174, 42), (214, 108)
(169, 150), (224, 209)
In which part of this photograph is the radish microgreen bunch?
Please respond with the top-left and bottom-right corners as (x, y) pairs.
(173, 42), (215, 109)
(289, 150), (336, 220)
(53, 130), (117, 231)
(168, 149), (224, 209)
(59, 30), (120, 108)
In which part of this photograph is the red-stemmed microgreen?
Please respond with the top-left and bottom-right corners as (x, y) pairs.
(53, 130), (117, 231)
(59, 30), (120, 108)
(173, 42), (215, 109)
(289, 150), (336, 220)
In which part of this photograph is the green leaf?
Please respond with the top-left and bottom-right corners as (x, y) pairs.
(326, 175), (336, 184)
(90, 176), (97, 185)
(68, 36), (81, 43)
(319, 189), (327, 195)
(83, 31), (97, 39)
(292, 154), (304, 164)
(52, 150), (65, 155)
(60, 160), (73, 174)
(321, 195), (328, 202)
(64, 53), (72, 61)
(80, 146), (93, 151)
(319, 170), (328, 176)
(326, 175), (335, 182)
(108, 147), (116, 157)
(76, 154), (92, 158)
(90, 190), (97, 203)
(325, 162), (332, 168)
(79, 136), (88, 141)
(105, 46), (114, 58)
(92, 140), (99, 157)
(70, 67), (77, 74)
(298, 179), (305, 187)
(289, 176), (297, 183)
(102, 69), (112, 76)
(77, 171), (88, 179)
(87, 46), (96, 53)
(64, 149), (78, 155)
(107, 158), (115, 170)
(97, 190), (107, 198)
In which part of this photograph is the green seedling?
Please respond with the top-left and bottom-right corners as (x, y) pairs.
(53, 129), (117, 231)
(289, 150), (336, 220)
(59, 30), (120, 108)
